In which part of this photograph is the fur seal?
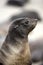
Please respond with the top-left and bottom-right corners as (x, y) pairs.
(0, 18), (37, 65)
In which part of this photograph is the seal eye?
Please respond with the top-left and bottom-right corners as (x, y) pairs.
(25, 22), (28, 24)
(25, 21), (28, 24)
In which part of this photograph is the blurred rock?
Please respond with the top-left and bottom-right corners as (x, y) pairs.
(10, 11), (41, 22)
(7, 0), (28, 6)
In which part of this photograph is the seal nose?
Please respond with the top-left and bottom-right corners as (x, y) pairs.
(28, 19), (38, 26)
(31, 19), (38, 26)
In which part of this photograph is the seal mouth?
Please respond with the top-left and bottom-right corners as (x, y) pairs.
(26, 18), (38, 33)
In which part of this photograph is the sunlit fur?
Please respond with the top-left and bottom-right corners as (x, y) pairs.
(0, 18), (37, 65)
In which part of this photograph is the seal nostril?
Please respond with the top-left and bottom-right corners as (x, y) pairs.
(0, 63), (3, 65)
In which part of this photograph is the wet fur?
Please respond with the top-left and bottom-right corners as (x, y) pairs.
(0, 18), (37, 65)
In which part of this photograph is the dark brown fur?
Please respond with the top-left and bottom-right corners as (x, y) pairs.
(0, 18), (37, 65)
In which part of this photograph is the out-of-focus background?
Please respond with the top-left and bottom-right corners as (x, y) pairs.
(0, 0), (43, 65)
